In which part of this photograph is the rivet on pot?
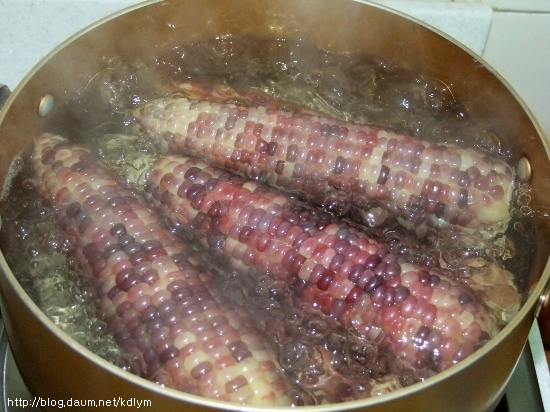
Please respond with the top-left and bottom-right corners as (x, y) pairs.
(516, 157), (531, 181)
(38, 94), (54, 117)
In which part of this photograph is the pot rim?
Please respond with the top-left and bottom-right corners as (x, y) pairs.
(1, 0), (550, 410)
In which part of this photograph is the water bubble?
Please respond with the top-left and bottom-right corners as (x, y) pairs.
(513, 221), (525, 234)
(60, 236), (74, 252)
(280, 341), (322, 376)
(28, 246), (40, 257)
(47, 236), (61, 251)
(519, 206), (532, 217)
(517, 193), (531, 206)
(343, 342), (378, 375)
(307, 319), (328, 340)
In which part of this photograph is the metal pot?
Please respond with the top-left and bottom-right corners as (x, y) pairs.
(0, 1), (549, 411)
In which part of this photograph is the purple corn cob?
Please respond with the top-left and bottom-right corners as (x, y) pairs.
(143, 154), (500, 375)
(134, 85), (514, 234)
(31, 133), (296, 406)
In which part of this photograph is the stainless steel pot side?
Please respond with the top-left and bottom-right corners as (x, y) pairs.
(0, 1), (549, 411)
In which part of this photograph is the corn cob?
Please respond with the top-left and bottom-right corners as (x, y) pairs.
(139, 153), (500, 375)
(31, 133), (296, 406)
(133, 87), (514, 234)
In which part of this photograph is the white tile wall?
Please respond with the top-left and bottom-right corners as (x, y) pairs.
(483, 11), (550, 139)
(0, 0), (139, 90)
(371, 0), (550, 139)
(369, 1), (493, 54)
(472, 0), (550, 12)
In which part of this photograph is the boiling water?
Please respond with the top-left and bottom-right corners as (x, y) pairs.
(0, 162), (130, 369)
(0, 35), (538, 403)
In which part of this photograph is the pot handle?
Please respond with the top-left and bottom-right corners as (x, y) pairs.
(0, 84), (10, 109)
